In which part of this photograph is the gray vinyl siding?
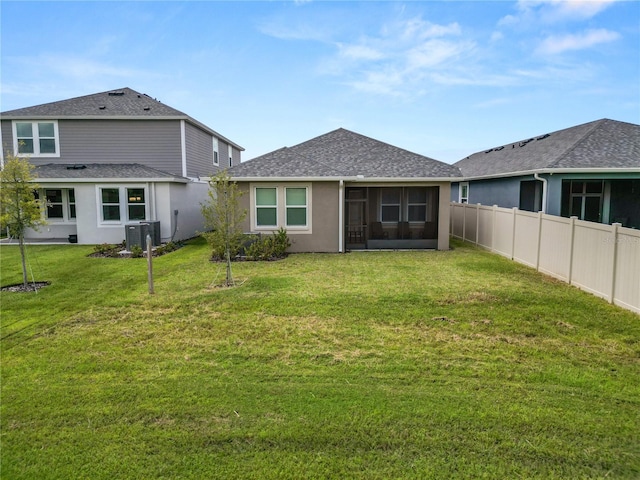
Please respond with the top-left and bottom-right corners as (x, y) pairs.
(31, 119), (183, 175)
(185, 122), (217, 178)
(1, 120), (12, 152)
(221, 142), (241, 168)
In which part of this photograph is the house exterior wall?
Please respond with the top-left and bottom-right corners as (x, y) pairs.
(185, 123), (222, 178)
(238, 181), (450, 253)
(463, 177), (524, 208)
(237, 181), (340, 253)
(22, 180), (209, 245)
(1, 119), (184, 175)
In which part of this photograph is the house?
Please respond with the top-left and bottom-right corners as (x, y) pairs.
(452, 119), (640, 228)
(0, 88), (243, 244)
(228, 128), (462, 252)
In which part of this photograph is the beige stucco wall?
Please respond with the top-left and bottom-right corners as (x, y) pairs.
(237, 181), (340, 253)
(238, 180), (452, 253)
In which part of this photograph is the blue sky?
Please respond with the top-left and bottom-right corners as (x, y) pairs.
(1, 1), (638, 163)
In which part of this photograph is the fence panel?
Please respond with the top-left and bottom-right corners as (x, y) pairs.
(513, 211), (540, 268)
(450, 202), (640, 314)
(493, 208), (514, 258)
(477, 206), (494, 249)
(538, 215), (572, 282)
(614, 228), (640, 313)
(570, 221), (615, 300)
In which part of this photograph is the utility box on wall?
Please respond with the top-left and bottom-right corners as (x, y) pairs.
(125, 221), (161, 250)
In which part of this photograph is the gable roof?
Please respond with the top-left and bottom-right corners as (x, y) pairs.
(229, 128), (461, 180)
(1, 87), (244, 150)
(33, 163), (190, 183)
(455, 119), (640, 178)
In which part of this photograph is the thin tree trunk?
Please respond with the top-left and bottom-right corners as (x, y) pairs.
(19, 234), (28, 288)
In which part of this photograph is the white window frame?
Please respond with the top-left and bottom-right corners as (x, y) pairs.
(38, 188), (76, 223)
(255, 186), (278, 228)
(459, 182), (469, 204)
(13, 120), (60, 158)
(285, 187), (308, 228)
(407, 187), (428, 223)
(213, 137), (219, 166)
(251, 183), (312, 233)
(380, 188), (402, 223)
(228, 145), (233, 167)
(97, 185), (149, 225)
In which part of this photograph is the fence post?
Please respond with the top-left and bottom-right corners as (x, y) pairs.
(475, 204), (480, 245)
(567, 216), (577, 285)
(609, 223), (621, 304)
(511, 207), (518, 260)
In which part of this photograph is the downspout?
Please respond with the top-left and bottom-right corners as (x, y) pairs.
(534, 173), (547, 214)
(338, 180), (344, 253)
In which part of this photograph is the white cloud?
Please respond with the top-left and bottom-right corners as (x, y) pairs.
(337, 43), (385, 61)
(536, 28), (621, 54)
(499, 0), (620, 26)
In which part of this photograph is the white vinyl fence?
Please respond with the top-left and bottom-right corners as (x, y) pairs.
(450, 203), (640, 314)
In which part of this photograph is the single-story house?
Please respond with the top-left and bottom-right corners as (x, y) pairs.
(229, 128), (462, 252)
(452, 119), (640, 228)
(0, 88), (243, 244)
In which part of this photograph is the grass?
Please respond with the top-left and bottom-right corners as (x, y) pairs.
(1, 238), (639, 479)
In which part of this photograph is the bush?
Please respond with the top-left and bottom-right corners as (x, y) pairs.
(203, 229), (245, 261)
(130, 245), (144, 258)
(245, 228), (291, 261)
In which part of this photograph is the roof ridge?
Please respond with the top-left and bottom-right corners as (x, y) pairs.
(547, 119), (605, 169)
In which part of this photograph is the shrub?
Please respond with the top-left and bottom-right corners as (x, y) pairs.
(130, 245), (144, 258)
(245, 228), (290, 261)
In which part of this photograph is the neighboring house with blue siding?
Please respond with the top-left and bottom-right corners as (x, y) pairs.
(0, 88), (243, 244)
(452, 119), (640, 229)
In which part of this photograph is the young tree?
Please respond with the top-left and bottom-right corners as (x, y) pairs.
(0, 153), (46, 288)
(201, 170), (247, 287)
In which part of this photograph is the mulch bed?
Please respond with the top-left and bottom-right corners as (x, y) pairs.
(1, 281), (50, 292)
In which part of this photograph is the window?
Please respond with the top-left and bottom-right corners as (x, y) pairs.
(407, 187), (427, 222)
(14, 121), (59, 157)
(567, 180), (603, 222)
(252, 184), (312, 232)
(228, 146), (233, 167)
(99, 186), (149, 223)
(256, 187), (277, 227)
(45, 189), (64, 219)
(381, 188), (401, 222)
(285, 187), (307, 227)
(38, 188), (75, 222)
(68, 189), (76, 219)
(213, 138), (219, 166)
(101, 188), (121, 221)
(459, 182), (469, 204)
(127, 188), (146, 221)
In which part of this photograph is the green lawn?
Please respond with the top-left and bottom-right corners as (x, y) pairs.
(1, 238), (638, 479)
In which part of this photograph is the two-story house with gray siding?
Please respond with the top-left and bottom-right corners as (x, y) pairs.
(0, 88), (243, 244)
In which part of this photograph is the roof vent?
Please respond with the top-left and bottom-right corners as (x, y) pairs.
(536, 134), (550, 141)
(494, 146), (504, 151)
(99, 105), (106, 110)
(143, 107), (150, 111)
(66, 164), (87, 170)
(108, 91), (125, 96)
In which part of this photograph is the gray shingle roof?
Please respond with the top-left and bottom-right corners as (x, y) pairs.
(229, 128), (462, 179)
(455, 119), (640, 177)
(1, 87), (244, 150)
(1, 88), (186, 118)
(33, 163), (189, 182)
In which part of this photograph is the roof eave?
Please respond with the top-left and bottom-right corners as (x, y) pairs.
(228, 176), (459, 182)
(460, 167), (640, 181)
(34, 176), (191, 184)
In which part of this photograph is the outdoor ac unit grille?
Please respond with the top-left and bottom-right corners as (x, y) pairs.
(125, 221), (161, 250)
